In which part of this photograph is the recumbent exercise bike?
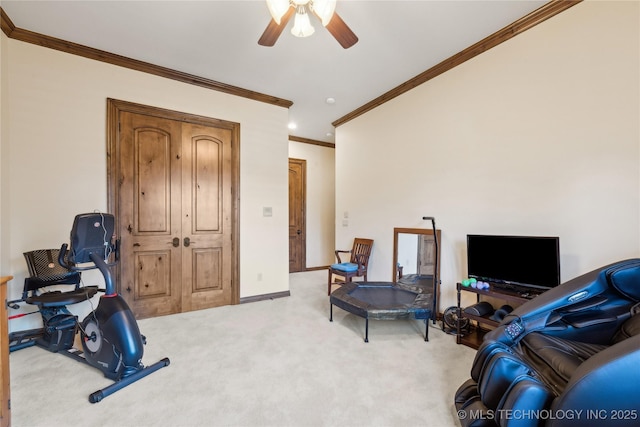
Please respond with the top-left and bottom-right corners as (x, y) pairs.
(8, 212), (169, 403)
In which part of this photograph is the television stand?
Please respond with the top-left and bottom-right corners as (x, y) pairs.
(491, 283), (543, 299)
(456, 282), (530, 349)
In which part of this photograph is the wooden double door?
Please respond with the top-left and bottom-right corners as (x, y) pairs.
(108, 99), (239, 318)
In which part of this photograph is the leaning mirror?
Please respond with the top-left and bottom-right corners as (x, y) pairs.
(393, 227), (441, 315)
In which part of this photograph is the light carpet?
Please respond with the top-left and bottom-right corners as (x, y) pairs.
(9, 270), (475, 427)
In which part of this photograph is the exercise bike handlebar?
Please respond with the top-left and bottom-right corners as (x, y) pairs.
(89, 252), (116, 296)
(58, 243), (71, 270)
(58, 243), (118, 296)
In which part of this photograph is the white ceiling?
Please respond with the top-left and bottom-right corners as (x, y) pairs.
(2, 0), (547, 143)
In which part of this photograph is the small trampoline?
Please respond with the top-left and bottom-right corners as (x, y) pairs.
(329, 276), (435, 342)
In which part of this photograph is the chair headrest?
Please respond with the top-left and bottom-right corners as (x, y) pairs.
(606, 260), (640, 302)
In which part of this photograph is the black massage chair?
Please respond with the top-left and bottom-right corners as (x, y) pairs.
(455, 259), (640, 427)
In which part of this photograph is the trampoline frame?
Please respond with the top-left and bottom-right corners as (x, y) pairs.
(329, 281), (434, 342)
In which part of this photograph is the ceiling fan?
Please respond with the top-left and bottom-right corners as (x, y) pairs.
(258, 0), (358, 49)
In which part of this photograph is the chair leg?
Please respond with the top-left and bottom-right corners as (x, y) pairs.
(328, 270), (332, 295)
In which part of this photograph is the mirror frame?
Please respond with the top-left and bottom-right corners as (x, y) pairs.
(392, 227), (442, 313)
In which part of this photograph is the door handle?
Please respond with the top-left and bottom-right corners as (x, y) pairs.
(184, 237), (191, 247)
(297, 230), (301, 235)
(172, 237), (180, 247)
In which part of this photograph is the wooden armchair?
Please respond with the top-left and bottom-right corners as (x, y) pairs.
(327, 238), (374, 295)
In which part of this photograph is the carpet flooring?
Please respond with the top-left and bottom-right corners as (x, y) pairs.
(9, 270), (475, 427)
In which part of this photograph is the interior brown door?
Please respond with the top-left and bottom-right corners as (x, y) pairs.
(108, 99), (238, 318)
(288, 158), (306, 272)
(117, 111), (182, 317)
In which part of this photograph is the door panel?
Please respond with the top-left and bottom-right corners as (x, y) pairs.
(192, 136), (221, 231)
(192, 248), (222, 291)
(134, 127), (172, 233)
(134, 251), (172, 298)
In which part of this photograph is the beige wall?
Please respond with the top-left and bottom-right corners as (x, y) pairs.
(1, 35), (291, 329)
(335, 1), (640, 311)
(288, 140), (335, 268)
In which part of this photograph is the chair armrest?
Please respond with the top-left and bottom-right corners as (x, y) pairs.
(335, 250), (351, 264)
(550, 334), (640, 422)
(354, 253), (369, 270)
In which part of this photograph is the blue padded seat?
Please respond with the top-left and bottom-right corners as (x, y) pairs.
(330, 262), (359, 272)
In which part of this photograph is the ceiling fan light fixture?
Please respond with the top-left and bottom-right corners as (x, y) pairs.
(310, 0), (336, 26)
(291, 7), (315, 38)
(266, 0), (291, 25)
(259, 0), (357, 49)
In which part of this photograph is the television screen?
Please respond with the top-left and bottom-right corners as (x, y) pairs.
(466, 235), (560, 290)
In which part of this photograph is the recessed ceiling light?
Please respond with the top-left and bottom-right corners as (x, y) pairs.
(326, 132), (334, 137)
(325, 97), (336, 105)
(288, 122), (297, 130)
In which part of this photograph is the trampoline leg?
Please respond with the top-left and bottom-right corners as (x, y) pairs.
(330, 303), (333, 322)
(364, 318), (369, 343)
(424, 319), (429, 342)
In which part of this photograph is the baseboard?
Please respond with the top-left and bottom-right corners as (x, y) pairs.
(240, 290), (291, 304)
(304, 266), (329, 271)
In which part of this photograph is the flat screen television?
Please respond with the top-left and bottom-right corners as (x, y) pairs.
(466, 234), (561, 292)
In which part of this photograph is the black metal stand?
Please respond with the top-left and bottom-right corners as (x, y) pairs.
(423, 216), (439, 325)
(89, 358), (171, 403)
(364, 318), (369, 343)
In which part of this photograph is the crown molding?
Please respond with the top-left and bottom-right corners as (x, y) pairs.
(0, 7), (293, 109)
(0, 8), (15, 36)
(289, 135), (335, 148)
(332, 0), (582, 128)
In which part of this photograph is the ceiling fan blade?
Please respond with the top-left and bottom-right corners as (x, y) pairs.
(258, 7), (295, 47)
(325, 11), (358, 49)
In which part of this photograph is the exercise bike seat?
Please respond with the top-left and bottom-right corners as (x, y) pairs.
(21, 249), (96, 308)
(26, 286), (99, 307)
